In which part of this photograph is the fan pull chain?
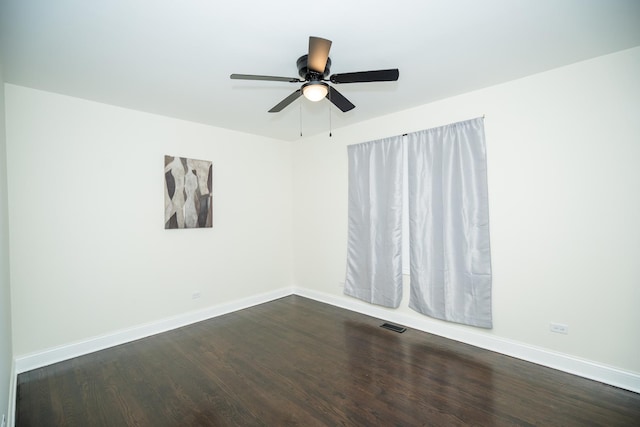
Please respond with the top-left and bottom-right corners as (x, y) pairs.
(328, 91), (332, 138)
(299, 100), (303, 137)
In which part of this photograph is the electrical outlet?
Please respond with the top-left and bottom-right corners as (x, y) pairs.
(191, 291), (201, 300)
(549, 322), (569, 334)
(338, 281), (345, 288)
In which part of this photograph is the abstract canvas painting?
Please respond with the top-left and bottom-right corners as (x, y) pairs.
(164, 155), (213, 229)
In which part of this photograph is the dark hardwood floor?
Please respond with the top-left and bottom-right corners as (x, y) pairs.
(16, 295), (640, 426)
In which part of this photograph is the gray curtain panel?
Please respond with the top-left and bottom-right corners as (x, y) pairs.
(407, 118), (493, 328)
(344, 136), (404, 308)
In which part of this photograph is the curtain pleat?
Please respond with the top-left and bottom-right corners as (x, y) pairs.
(344, 136), (404, 308)
(407, 118), (493, 328)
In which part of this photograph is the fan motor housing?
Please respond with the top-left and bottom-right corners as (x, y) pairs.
(297, 55), (331, 80)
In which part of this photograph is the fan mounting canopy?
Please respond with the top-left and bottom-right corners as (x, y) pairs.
(297, 55), (332, 80)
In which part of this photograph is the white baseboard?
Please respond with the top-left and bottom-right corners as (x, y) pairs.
(7, 360), (15, 427)
(12, 285), (640, 397)
(14, 287), (293, 374)
(293, 286), (640, 395)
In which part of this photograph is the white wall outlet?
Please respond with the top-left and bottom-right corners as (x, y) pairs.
(191, 291), (201, 300)
(338, 281), (345, 288)
(549, 322), (569, 334)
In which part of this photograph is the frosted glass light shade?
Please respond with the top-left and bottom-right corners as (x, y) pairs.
(302, 82), (328, 102)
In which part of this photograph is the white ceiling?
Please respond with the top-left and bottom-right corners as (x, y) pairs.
(1, 0), (639, 141)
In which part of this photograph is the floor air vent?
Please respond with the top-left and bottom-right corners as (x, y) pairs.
(380, 322), (406, 333)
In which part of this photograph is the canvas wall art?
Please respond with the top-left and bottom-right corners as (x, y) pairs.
(164, 155), (213, 229)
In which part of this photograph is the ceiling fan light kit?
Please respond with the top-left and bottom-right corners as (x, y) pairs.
(230, 36), (399, 113)
(302, 82), (328, 102)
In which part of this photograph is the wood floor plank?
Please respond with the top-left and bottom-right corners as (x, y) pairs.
(16, 295), (640, 426)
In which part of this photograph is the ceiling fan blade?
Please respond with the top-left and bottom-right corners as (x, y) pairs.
(268, 89), (302, 113)
(330, 69), (399, 84)
(231, 74), (301, 83)
(308, 36), (332, 74)
(328, 86), (355, 112)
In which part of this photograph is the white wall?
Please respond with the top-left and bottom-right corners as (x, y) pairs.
(5, 85), (293, 357)
(292, 47), (640, 374)
(0, 60), (15, 426)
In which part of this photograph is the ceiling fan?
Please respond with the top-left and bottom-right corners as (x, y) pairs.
(230, 36), (399, 113)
